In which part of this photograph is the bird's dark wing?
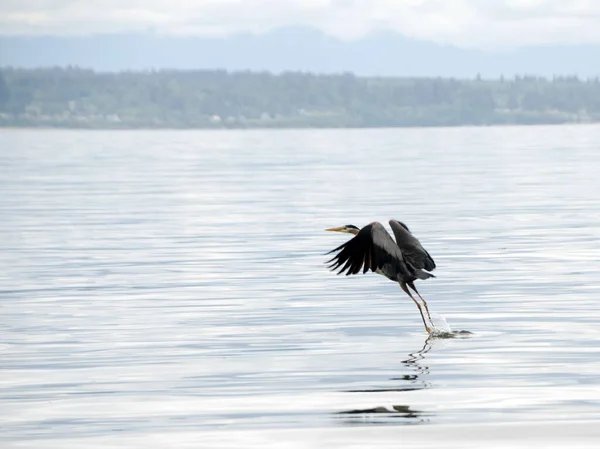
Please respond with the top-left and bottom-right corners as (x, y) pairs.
(389, 220), (436, 272)
(326, 222), (410, 279)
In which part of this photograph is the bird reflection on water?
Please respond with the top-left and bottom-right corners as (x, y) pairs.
(335, 340), (434, 425)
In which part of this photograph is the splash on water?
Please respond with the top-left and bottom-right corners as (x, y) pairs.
(429, 313), (473, 339)
(430, 313), (452, 333)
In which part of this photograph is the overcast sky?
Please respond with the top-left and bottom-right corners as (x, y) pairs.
(2, 0), (600, 49)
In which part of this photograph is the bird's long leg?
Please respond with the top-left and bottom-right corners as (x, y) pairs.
(407, 281), (433, 324)
(400, 282), (431, 334)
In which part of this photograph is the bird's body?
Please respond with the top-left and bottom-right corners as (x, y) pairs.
(325, 220), (436, 333)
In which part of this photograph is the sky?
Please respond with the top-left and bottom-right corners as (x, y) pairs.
(2, 0), (600, 50)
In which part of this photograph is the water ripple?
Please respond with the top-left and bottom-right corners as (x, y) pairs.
(2, 126), (600, 446)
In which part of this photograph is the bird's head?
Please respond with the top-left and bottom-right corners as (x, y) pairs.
(324, 224), (360, 235)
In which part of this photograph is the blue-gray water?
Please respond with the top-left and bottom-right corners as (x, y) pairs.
(1, 126), (600, 448)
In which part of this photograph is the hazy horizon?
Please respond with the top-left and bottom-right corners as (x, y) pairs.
(4, 0), (600, 77)
(2, 27), (600, 78)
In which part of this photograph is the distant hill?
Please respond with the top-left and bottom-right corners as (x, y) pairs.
(2, 27), (600, 78)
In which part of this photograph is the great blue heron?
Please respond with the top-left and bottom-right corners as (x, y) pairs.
(325, 220), (436, 333)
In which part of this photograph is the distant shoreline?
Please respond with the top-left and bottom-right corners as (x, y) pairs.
(3, 67), (600, 130)
(2, 122), (599, 131)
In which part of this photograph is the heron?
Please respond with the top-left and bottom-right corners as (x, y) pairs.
(325, 220), (436, 334)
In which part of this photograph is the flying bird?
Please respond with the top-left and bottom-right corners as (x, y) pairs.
(325, 220), (436, 333)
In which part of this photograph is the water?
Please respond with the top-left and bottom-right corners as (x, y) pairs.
(1, 126), (600, 448)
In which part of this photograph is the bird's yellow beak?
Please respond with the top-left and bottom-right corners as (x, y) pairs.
(325, 226), (349, 233)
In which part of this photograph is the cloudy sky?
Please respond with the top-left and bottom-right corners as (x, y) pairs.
(1, 0), (600, 49)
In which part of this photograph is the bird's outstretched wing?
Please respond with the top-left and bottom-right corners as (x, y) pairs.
(326, 222), (410, 279)
(389, 220), (436, 272)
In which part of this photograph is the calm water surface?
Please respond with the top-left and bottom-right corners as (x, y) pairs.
(1, 126), (600, 447)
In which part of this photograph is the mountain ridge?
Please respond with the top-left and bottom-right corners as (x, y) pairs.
(2, 27), (599, 78)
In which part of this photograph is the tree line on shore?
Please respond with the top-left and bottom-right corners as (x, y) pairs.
(1, 67), (599, 128)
